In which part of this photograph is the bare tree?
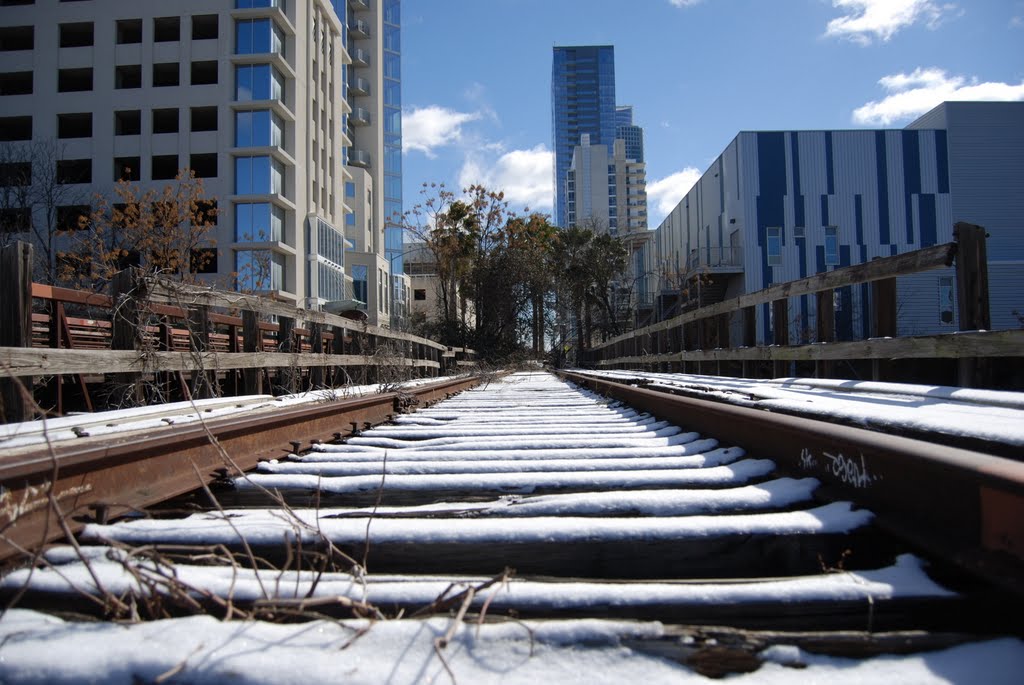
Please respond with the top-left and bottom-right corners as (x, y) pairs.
(0, 139), (85, 283)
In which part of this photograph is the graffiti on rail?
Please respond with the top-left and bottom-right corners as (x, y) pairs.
(799, 448), (879, 489)
(0, 482), (93, 525)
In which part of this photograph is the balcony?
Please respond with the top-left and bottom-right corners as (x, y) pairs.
(349, 18), (370, 39)
(687, 246), (743, 273)
(349, 148), (371, 168)
(350, 106), (370, 126)
(350, 0), (371, 12)
(348, 75), (370, 96)
(350, 47), (370, 67)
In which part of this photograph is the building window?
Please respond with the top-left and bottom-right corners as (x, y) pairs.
(766, 227), (782, 266)
(235, 249), (282, 291)
(56, 205), (90, 231)
(0, 26), (33, 51)
(190, 247), (218, 274)
(114, 156), (140, 181)
(0, 162), (31, 186)
(234, 156), (283, 195)
(235, 18), (282, 55)
(191, 106), (217, 132)
(153, 16), (180, 42)
(115, 110), (141, 136)
(56, 159), (91, 184)
(191, 61), (218, 86)
(115, 64), (142, 89)
(191, 15), (218, 41)
(939, 276), (955, 325)
(824, 226), (839, 266)
(0, 207), (31, 233)
(152, 108), (179, 134)
(235, 110), (283, 147)
(58, 22), (92, 48)
(116, 19), (142, 44)
(151, 155), (178, 180)
(235, 64), (283, 102)
(345, 182), (355, 198)
(235, 202), (283, 242)
(57, 67), (92, 92)
(345, 213), (355, 226)
(0, 71), (32, 95)
(413, 289), (426, 301)
(153, 63), (180, 87)
(351, 264), (368, 305)
(189, 153), (217, 179)
(0, 116), (31, 141)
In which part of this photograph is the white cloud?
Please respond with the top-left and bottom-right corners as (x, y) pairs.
(646, 167), (701, 226)
(458, 145), (554, 212)
(853, 67), (1024, 125)
(668, 0), (703, 7)
(402, 106), (481, 158)
(825, 0), (955, 45)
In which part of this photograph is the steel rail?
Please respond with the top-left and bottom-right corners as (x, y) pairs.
(0, 375), (483, 565)
(557, 370), (1024, 596)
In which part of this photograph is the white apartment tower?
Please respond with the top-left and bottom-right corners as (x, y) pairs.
(0, 0), (354, 308)
(342, 0), (404, 328)
(566, 135), (648, 236)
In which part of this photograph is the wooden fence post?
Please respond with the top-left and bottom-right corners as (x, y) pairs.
(277, 316), (296, 394)
(815, 290), (835, 379)
(871, 275), (897, 381)
(772, 299), (789, 378)
(1, 241), (33, 423)
(242, 310), (262, 395)
(955, 222), (990, 387)
(110, 269), (144, 407)
(188, 304), (214, 399)
(741, 305), (756, 378)
(310, 321), (323, 388)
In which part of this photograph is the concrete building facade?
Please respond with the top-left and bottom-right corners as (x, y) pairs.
(1, 0), (404, 325)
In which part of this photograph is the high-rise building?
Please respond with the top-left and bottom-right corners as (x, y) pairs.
(565, 136), (647, 236)
(551, 45), (616, 228)
(0, 0), (408, 325)
(615, 105), (644, 163)
(342, 0), (405, 328)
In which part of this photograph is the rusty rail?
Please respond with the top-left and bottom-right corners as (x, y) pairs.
(558, 370), (1024, 597)
(0, 375), (482, 565)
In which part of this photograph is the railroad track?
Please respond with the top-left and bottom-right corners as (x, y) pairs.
(1, 370), (1023, 680)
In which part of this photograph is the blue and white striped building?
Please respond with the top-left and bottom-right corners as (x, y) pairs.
(644, 101), (1023, 344)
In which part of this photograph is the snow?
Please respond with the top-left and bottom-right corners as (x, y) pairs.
(233, 458), (778, 495)
(81, 500), (869, 547)
(2, 609), (1022, 684)
(572, 370), (1024, 447)
(2, 550), (951, 607)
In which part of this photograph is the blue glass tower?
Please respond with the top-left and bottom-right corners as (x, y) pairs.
(551, 45), (616, 229)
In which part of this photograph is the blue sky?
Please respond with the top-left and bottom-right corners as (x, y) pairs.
(398, 0), (1024, 228)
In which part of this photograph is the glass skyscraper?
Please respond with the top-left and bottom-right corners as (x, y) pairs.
(551, 45), (616, 228)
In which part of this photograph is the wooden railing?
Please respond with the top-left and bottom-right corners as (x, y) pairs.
(584, 222), (1022, 387)
(0, 241), (475, 422)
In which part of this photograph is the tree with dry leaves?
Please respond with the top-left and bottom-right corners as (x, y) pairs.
(58, 169), (218, 289)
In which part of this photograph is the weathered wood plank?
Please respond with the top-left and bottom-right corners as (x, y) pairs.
(594, 329), (1024, 366)
(0, 348), (442, 377)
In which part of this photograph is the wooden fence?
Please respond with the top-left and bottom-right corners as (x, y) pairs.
(0, 241), (475, 422)
(583, 223), (1023, 387)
